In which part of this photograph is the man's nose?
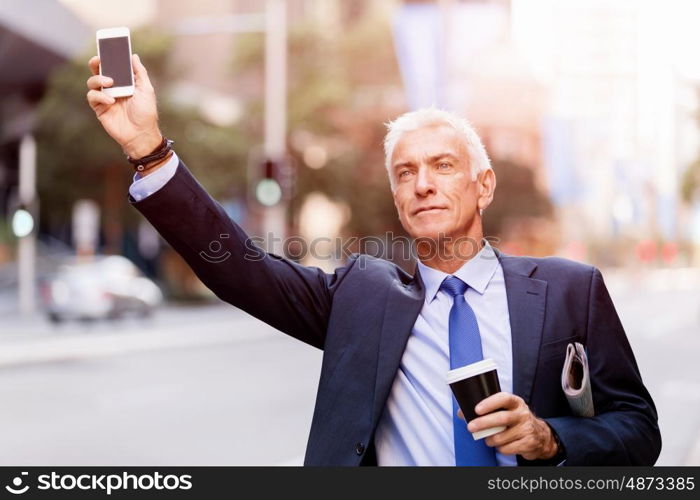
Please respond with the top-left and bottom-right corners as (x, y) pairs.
(414, 166), (436, 197)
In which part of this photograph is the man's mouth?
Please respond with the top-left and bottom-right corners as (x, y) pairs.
(413, 206), (447, 216)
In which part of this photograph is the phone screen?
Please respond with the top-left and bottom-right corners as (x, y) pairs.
(99, 36), (132, 87)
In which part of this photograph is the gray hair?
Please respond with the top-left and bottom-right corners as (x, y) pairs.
(383, 108), (492, 189)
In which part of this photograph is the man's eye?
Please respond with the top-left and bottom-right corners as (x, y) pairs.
(437, 162), (451, 169)
(398, 170), (412, 178)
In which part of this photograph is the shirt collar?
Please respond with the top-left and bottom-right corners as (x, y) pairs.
(417, 240), (500, 303)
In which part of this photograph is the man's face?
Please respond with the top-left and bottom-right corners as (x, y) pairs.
(390, 124), (490, 240)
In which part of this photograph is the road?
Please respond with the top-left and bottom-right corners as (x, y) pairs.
(0, 268), (698, 466)
(605, 269), (700, 466)
(0, 305), (322, 466)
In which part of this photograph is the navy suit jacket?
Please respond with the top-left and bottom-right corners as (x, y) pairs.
(130, 160), (661, 466)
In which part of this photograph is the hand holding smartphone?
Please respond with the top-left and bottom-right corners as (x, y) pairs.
(87, 27), (163, 162)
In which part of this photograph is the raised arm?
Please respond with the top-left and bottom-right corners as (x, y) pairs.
(129, 156), (356, 349)
(86, 55), (352, 349)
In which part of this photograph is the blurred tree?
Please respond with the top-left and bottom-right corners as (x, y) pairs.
(36, 28), (248, 253)
(231, 10), (406, 239)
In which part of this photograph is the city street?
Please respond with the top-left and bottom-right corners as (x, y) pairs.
(0, 304), (322, 466)
(0, 269), (699, 466)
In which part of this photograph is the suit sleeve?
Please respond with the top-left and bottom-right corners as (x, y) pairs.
(129, 159), (355, 350)
(530, 268), (662, 465)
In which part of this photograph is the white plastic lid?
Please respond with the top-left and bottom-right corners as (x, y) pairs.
(446, 358), (497, 385)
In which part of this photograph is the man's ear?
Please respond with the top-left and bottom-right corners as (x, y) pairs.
(477, 168), (496, 213)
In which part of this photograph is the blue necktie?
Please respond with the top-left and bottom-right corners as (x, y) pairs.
(441, 276), (498, 466)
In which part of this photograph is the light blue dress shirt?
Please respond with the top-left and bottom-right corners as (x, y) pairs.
(129, 157), (520, 466)
(374, 242), (518, 466)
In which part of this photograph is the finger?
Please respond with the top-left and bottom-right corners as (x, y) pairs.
(475, 392), (520, 415)
(496, 437), (534, 457)
(467, 409), (516, 434)
(87, 75), (113, 91)
(484, 425), (524, 448)
(132, 54), (153, 90)
(87, 89), (115, 110)
(89, 55), (100, 76)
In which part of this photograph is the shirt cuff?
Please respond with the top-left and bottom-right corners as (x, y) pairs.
(128, 152), (180, 202)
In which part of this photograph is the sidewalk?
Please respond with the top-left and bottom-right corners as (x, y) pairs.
(0, 302), (267, 368)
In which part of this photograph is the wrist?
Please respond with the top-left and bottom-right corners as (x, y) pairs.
(540, 420), (560, 460)
(137, 151), (174, 177)
(123, 130), (162, 158)
(544, 436), (558, 460)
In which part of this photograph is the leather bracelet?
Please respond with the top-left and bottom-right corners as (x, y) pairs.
(126, 136), (174, 172)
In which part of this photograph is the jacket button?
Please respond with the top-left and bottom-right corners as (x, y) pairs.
(355, 442), (365, 455)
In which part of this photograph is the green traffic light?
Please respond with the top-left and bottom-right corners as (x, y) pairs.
(256, 178), (282, 206)
(12, 208), (34, 238)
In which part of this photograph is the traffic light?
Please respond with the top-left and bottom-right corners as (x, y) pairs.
(11, 206), (34, 238)
(248, 150), (295, 207)
(255, 159), (283, 207)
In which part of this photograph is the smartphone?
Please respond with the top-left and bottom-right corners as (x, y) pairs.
(96, 27), (134, 98)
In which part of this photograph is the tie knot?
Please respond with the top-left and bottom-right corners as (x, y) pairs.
(440, 275), (468, 298)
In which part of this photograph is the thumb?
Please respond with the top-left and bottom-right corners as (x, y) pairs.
(132, 53), (154, 90)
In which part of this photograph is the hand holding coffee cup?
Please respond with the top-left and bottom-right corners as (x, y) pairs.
(446, 358), (505, 440)
(448, 360), (562, 460)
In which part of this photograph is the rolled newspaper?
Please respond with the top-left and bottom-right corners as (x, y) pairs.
(561, 342), (595, 417)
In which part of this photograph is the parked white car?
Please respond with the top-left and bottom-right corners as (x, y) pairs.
(41, 255), (163, 322)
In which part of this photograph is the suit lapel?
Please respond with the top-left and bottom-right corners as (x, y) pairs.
(498, 253), (547, 405)
(370, 270), (425, 425)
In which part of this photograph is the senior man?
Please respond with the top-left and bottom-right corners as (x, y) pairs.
(86, 54), (660, 466)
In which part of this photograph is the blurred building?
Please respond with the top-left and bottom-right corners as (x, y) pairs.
(511, 0), (700, 258)
(155, 0), (391, 125)
(0, 0), (88, 263)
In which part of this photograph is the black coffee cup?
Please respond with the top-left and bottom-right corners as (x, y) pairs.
(446, 358), (504, 440)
